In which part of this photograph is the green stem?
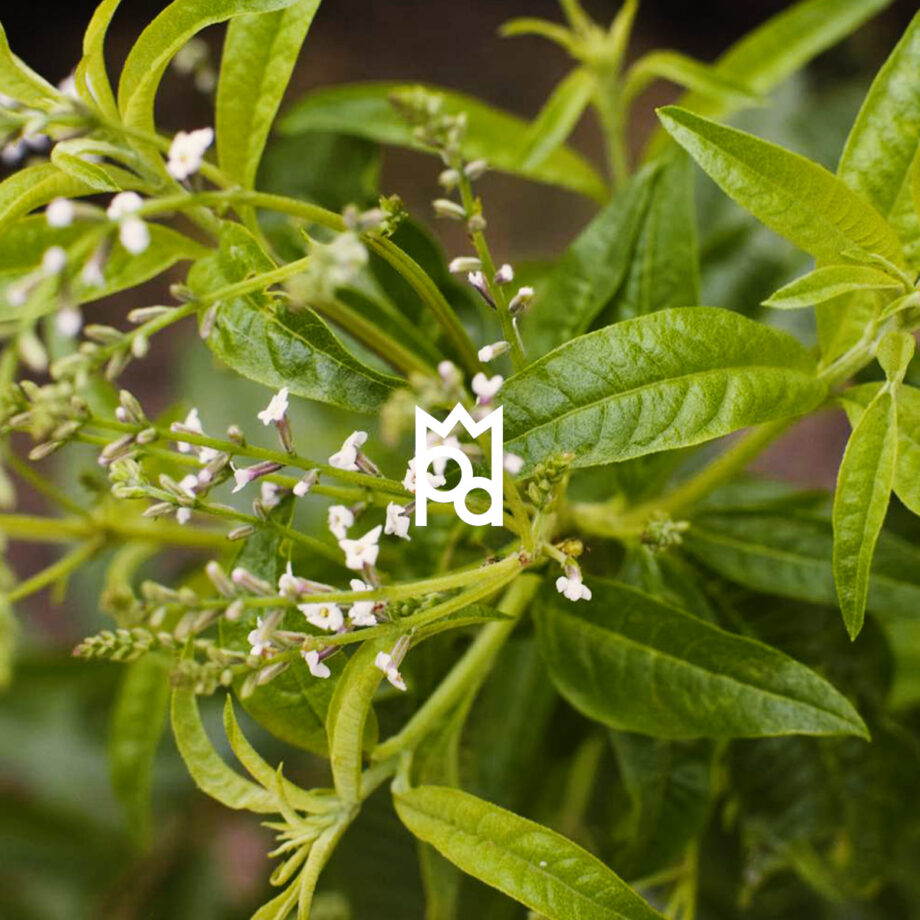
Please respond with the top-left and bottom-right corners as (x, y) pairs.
(593, 71), (629, 190)
(372, 574), (539, 761)
(4, 450), (89, 517)
(6, 537), (103, 602)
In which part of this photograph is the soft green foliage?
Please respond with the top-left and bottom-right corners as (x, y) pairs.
(2, 0), (920, 917)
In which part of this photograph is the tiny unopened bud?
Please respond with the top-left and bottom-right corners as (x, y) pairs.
(198, 304), (217, 339)
(438, 168), (461, 189)
(84, 324), (123, 345)
(432, 198), (466, 220)
(493, 263), (514, 285)
(131, 334), (148, 358)
(143, 502), (175, 518)
(206, 561), (235, 596)
(509, 286), (534, 315)
(226, 425), (245, 445)
(240, 671), (259, 699)
(136, 427), (158, 445)
(464, 158), (488, 180)
(448, 256), (482, 274)
(128, 305), (174, 324)
(29, 441), (64, 461)
(257, 660), (289, 686)
(227, 525), (255, 541)
(225, 599), (245, 621)
(119, 390), (146, 425)
(231, 567), (273, 595)
(293, 470), (318, 497)
(467, 214), (487, 233)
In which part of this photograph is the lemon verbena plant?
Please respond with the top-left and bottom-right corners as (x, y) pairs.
(2, 0), (920, 917)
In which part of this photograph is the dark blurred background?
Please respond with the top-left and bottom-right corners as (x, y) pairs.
(1, 2), (918, 918)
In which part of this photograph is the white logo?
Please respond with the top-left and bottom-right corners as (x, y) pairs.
(414, 404), (503, 527)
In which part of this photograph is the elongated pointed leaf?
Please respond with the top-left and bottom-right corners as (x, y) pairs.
(658, 106), (905, 267)
(278, 82), (607, 201)
(193, 222), (401, 414)
(524, 163), (658, 354)
(171, 686), (279, 813)
(833, 388), (897, 638)
(504, 307), (826, 471)
(684, 510), (920, 617)
(843, 383), (920, 517)
(764, 265), (902, 309)
(217, 0), (321, 189)
(519, 67), (594, 172)
(108, 655), (170, 843)
(394, 783), (665, 920)
(645, 0), (893, 156)
(117, 0), (305, 134)
(0, 21), (60, 109)
(75, 0), (122, 117)
(535, 579), (867, 739)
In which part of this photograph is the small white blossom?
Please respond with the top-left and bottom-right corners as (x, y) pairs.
(247, 617), (274, 656)
(278, 562), (304, 599)
(472, 372), (503, 405)
(494, 263), (514, 284)
(55, 305), (82, 338)
(293, 471), (317, 497)
(299, 600), (344, 632)
(327, 504), (354, 540)
(385, 502), (411, 540)
(167, 127), (214, 180)
(339, 524), (382, 571)
(437, 360), (462, 386)
(478, 340), (509, 363)
(301, 649), (331, 679)
(41, 246), (67, 276)
(260, 480), (280, 508)
(178, 474), (198, 498)
(80, 257), (105, 288)
(509, 285), (534, 315)
(174, 408), (203, 453)
(426, 431), (461, 476)
(555, 572), (592, 602)
(402, 458), (446, 494)
(107, 192), (143, 220)
(329, 430), (367, 471)
(374, 651), (407, 691)
(231, 464), (252, 494)
(119, 216), (150, 255)
(257, 386), (289, 425)
(348, 578), (378, 626)
(46, 198), (74, 228)
(503, 452), (524, 475)
(176, 507), (192, 525)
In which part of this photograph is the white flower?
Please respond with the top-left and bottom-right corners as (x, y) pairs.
(374, 651), (407, 692)
(278, 562), (304, 599)
(299, 600), (344, 632)
(174, 408), (203, 453)
(348, 578), (378, 626)
(198, 446), (220, 465)
(119, 216), (150, 255)
(107, 192), (143, 220)
(472, 372), (503, 405)
(402, 458), (446, 494)
(55, 305), (82, 338)
(247, 617), (274, 656)
(293, 471), (317, 497)
(339, 524), (382, 571)
(426, 431), (461, 476)
(329, 430), (367, 471)
(41, 246), (67, 276)
(167, 127), (214, 180)
(178, 474), (198, 498)
(437, 360), (461, 386)
(503, 452), (524, 475)
(509, 285), (534, 314)
(176, 507), (192, 525)
(478, 340), (509, 363)
(301, 649), (331, 679)
(80, 258), (105, 288)
(327, 504), (354, 540)
(260, 480), (280, 508)
(494, 263), (514, 284)
(58, 74), (78, 100)
(46, 198), (74, 228)
(385, 502), (411, 540)
(231, 464), (252, 493)
(555, 573), (592, 602)
(257, 386), (288, 425)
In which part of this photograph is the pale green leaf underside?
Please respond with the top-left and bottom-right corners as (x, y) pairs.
(171, 686), (279, 813)
(75, 0), (122, 117)
(833, 388), (897, 638)
(278, 81), (607, 201)
(535, 579), (867, 739)
(764, 264), (902, 309)
(658, 106), (905, 267)
(216, 0), (321, 189)
(0, 21), (61, 110)
(394, 784), (665, 920)
(503, 307), (825, 471)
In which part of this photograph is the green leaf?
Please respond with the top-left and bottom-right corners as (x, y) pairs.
(837, 11), (920, 261)
(192, 222), (401, 414)
(0, 21), (60, 110)
(877, 330), (915, 384)
(278, 82), (607, 201)
(843, 383), (920, 517)
(117, 0), (307, 134)
(658, 106), (905, 267)
(624, 51), (762, 110)
(50, 138), (138, 192)
(833, 388), (898, 638)
(593, 149), (700, 327)
(393, 783), (664, 920)
(218, 496), (342, 756)
(645, 0), (893, 156)
(535, 579), (867, 739)
(216, 0), (321, 189)
(503, 307), (826, 471)
(326, 638), (388, 803)
(683, 510), (920, 617)
(763, 264), (902, 309)
(170, 685), (279, 813)
(524, 163), (658, 354)
(518, 67), (595, 172)
(75, 0), (122, 117)
(108, 655), (170, 844)
(0, 597), (15, 690)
